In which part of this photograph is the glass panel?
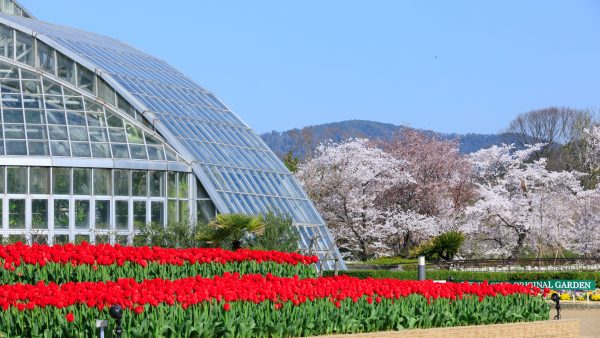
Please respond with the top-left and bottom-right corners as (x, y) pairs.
(56, 52), (75, 84)
(178, 173), (188, 198)
(115, 200), (128, 230)
(54, 235), (69, 245)
(97, 78), (115, 105)
(71, 142), (91, 157)
(4, 124), (25, 137)
(8, 199), (25, 229)
(67, 111), (87, 126)
(64, 96), (83, 110)
(26, 125), (46, 139)
(37, 40), (55, 74)
(50, 141), (70, 156)
(15, 32), (33, 66)
(94, 234), (110, 244)
(28, 140), (49, 158)
(52, 167), (70, 195)
(111, 144), (129, 158)
(149, 171), (165, 197)
(93, 169), (111, 195)
(150, 201), (163, 226)
(43, 80), (62, 95)
(25, 109), (46, 124)
(125, 124), (144, 143)
(31, 234), (48, 245)
(23, 97), (43, 111)
(106, 113), (123, 128)
(73, 168), (91, 195)
(129, 144), (147, 159)
(30, 167), (50, 194)
(4, 140), (26, 155)
(133, 201), (146, 229)
(3, 109), (23, 123)
(6, 167), (26, 194)
(0, 167), (4, 193)
(91, 143), (110, 158)
(167, 200), (177, 223)
(77, 65), (94, 93)
(7, 234), (25, 244)
(114, 170), (129, 196)
(85, 99), (103, 113)
(117, 94), (135, 117)
(116, 235), (128, 246)
(197, 200), (216, 224)
(2, 94), (22, 108)
(94, 200), (110, 229)
(75, 235), (90, 244)
(147, 145), (165, 160)
(47, 111), (66, 125)
(75, 200), (90, 229)
(1, 79), (20, 94)
(179, 201), (189, 223)
(132, 171), (147, 196)
(53, 199), (69, 229)
(108, 128), (127, 142)
(167, 172), (177, 197)
(197, 179), (209, 198)
(23, 80), (41, 95)
(86, 112), (105, 127)
(88, 127), (108, 142)
(31, 199), (48, 229)
(0, 25), (13, 59)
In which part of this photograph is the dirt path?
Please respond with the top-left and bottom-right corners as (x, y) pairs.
(560, 308), (600, 338)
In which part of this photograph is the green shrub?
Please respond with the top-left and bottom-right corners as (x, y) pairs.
(196, 213), (264, 250)
(358, 256), (417, 266)
(251, 211), (300, 253)
(414, 231), (465, 261)
(133, 220), (203, 248)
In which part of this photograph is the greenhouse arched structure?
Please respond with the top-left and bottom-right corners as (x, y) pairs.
(0, 1), (345, 269)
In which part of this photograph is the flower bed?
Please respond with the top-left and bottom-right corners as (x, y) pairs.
(548, 289), (600, 301)
(0, 274), (549, 337)
(0, 242), (318, 282)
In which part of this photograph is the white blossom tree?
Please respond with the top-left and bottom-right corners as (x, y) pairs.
(567, 189), (600, 256)
(377, 129), (475, 255)
(464, 144), (587, 259)
(583, 126), (600, 186)
(296, 139), (411, 260)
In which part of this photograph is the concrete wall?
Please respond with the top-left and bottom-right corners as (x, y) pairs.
(310, 319), (579, 338)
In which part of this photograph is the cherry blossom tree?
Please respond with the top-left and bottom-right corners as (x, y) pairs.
(583, 126), (600, 186)
(375, 129), (475, 255)
(568, 189), (600, 257)
(464, 144), (586, 259)
(296, 139), (411, 260)
(381, 128), (476, 216)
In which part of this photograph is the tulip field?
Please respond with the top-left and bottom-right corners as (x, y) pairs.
(0, 243), (550, 337)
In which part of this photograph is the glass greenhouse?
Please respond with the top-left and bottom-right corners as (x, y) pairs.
(0, 1), (345, 269)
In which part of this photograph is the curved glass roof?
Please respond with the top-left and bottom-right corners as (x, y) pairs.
(0, 58), (186, 165)
(0, 12), (344, 268)
(0, 0), (32, 19)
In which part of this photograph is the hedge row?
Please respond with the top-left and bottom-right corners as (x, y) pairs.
(325, 270), (600, 285)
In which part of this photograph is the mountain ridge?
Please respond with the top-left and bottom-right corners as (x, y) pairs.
(260, 120), (517, 159)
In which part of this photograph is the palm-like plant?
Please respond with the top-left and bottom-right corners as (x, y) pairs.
(197, 213), (264, 250)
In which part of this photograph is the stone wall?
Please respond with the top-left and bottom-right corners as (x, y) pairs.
(310, 319), (579, 338)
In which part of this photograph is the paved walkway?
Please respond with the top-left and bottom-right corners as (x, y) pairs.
(560, 308), (600, 338)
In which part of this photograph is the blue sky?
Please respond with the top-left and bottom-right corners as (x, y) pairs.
(18, 0), (600, 134)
